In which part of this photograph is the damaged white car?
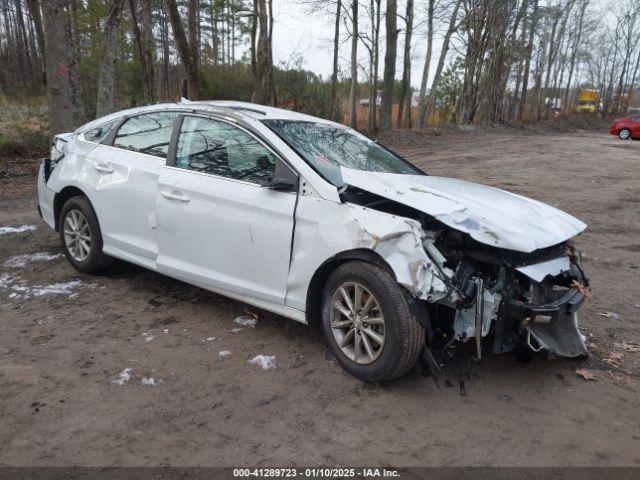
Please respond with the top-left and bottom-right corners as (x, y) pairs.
(37, 101), (590, 382)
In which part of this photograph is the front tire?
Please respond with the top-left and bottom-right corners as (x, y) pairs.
(321, 261), (425, 382)
(59, 196), (112, 274)
(619, 129), (631, 140)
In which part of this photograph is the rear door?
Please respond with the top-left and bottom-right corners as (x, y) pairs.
(156, 115), (297, 304)
(88, 111), (179, 267)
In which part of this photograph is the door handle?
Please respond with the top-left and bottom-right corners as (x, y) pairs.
(93, 162), (113, 173)
(161, 190), (190, 202)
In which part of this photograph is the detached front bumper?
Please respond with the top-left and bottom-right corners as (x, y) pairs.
(507, 289), (588, 358)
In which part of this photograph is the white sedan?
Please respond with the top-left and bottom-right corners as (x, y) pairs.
(37, 101), (590, 382)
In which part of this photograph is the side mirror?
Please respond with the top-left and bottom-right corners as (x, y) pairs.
(262, 159), (298, 191)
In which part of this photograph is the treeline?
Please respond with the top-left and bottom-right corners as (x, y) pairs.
(0, 0), (638, 135)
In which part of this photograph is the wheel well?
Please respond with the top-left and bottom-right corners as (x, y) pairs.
(304, 249), (396, 327)
(53, 186), (87, 231)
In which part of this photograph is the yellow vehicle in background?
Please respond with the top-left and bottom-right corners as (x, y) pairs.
(576, 89), (599, 113)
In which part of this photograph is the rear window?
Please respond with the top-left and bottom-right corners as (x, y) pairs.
(113, 112), (179, 159)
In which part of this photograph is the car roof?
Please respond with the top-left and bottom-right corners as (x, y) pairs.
(76, 100), (332, 133)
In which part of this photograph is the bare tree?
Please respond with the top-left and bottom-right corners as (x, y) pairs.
(417, 0), (435, 127)
(420, 0), (461, 126)
(96, 0), (124, 116)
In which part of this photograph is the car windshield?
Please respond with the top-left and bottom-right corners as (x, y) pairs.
(262, 119), (424, 185)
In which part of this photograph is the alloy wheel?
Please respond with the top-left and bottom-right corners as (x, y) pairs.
(63, 209), (91, 262)
(329, 282), (386, 364)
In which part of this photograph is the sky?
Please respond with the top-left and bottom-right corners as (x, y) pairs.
(270, 0), (445, 89)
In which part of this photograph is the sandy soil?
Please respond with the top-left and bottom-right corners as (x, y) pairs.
(0, 128), (639, 467)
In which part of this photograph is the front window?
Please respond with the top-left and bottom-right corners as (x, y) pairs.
(175, 116), (276, 184)
(263, 120), (423, 185)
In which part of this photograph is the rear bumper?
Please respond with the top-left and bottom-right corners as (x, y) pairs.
(37, 159), (56, 229)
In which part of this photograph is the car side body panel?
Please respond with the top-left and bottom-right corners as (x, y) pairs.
(156, 166), (297, 306)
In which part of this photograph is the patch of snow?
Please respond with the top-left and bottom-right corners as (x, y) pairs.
(3, 252), (62, 268)
(141, 377), (157, 386)
(230, 327), (243, 333)
(234, 315), (258, 327)
(142, 332), (155, 342)
(0, 224), (37, 235)
(248, 355), (276, 370)
(163, 329), (169, 333)
(218, 350), (231, 359)
(10, 280), (87, 299)
(206, 336), (216, 341)
(0, 274), (13, 289)
(112, 368), (132, 386)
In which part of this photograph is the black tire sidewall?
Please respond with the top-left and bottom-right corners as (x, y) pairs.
(59, 196), (106, 273)
(321, 261), (421, 382)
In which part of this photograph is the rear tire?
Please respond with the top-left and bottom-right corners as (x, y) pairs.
(619, 129), (631, 140)
(321, 261), (425, 382)
(59, 196), (112, 274)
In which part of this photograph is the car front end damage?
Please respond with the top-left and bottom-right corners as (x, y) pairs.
(336, 168), (590, 366)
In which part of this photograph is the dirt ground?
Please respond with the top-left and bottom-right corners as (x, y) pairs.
(1, 126), (639, 467)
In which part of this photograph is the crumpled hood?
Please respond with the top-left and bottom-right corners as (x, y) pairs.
(340, 168), (586, 253)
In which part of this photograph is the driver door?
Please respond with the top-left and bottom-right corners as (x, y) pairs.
(156, 115), (298, 305)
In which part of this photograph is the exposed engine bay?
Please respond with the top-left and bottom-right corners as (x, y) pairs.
(340, 183), (590, 363)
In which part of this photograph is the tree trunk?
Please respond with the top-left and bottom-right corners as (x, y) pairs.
(129, 0), (158, 103)
(188, 0), (199, 71)
(252, 0), (275, 105)
(42, 0), (81, 133)
(417, 0), (434, 127)
(251, 0), (258, 79)
(26, 0), (46, 80)
(96, 0), (124, 117)
(380, 0), (397, 131)
(518, 0), (538, 121)
(166, 0), (200, 99)
(330, 0), (341, 121)
(396, 0), (412, 128)
(349, 0), (358, 128)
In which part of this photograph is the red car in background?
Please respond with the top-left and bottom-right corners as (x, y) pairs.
(610, 115), (640, 140)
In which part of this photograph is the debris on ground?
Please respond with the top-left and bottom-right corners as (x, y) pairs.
(0, 224), (36, 235)
(141, 377), (158, 387)
(234, 315), (258, 327)
(111, 368), (132, 386)
(575, 369), (597, 381)
(595, 312), (620, 320)
(614, 341), (640, 353)
(3, 252), (62, 268)
(230, 327), (243, 333)
(218, 350), (231, 359)
(605, 370), (630, 386)
(601, 351), (624, 368)
(248, 355), (276, 370)
(142, 332), (155, 343)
